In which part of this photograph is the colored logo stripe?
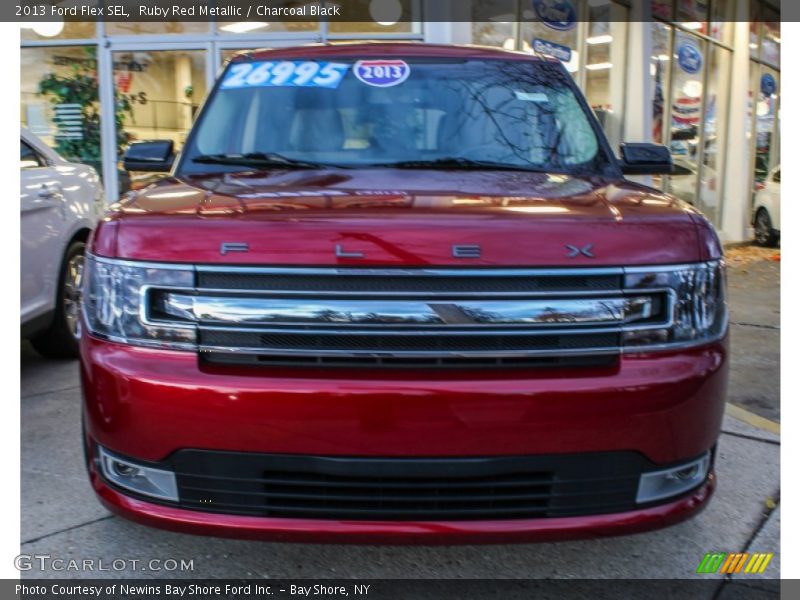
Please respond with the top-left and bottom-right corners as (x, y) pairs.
(745, 553), (773, 574)
(697, 553), (726, 574)
(697, 552), (774, 574)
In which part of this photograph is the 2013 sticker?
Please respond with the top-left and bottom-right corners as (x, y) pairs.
(353, 60), (411, 88)
(221, 61), (350, 90)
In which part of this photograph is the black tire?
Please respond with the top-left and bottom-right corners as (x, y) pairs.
(754, 209), (779, 248)
(31, 240), (86, 359)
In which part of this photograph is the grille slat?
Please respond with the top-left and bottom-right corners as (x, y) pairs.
(184, 487), (554, 503)
(179, 502), (554, 520)
(199, 329), (621, 355)
(181, 484), (634, 501)
(197, 271), (622, 295)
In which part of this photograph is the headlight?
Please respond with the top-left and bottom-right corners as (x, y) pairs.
(623, 260), (728, 351)
(83, 254), (196, 349)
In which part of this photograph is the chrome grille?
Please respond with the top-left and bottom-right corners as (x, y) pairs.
(144, 267), (673, 368)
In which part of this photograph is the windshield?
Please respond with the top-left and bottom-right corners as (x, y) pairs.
(179, 57), (613, 176)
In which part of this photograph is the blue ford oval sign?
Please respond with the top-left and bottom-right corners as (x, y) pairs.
(761, 73), (777, 96)
(677, 43), (703, 74)
(532, 0), (577, 31)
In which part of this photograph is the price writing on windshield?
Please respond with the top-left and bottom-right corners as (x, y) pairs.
(221, 61), (350, 89)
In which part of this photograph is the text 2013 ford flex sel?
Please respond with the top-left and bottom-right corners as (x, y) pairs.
(80, 44), (728, 543)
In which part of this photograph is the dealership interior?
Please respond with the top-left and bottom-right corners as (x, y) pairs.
(20, 0), (780, 243)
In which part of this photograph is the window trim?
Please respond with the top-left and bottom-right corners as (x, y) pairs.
(20, 139), (49, 169)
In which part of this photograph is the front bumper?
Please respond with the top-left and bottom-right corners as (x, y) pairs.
(88, 456), (715, 544)
(80, 334), (727, 542)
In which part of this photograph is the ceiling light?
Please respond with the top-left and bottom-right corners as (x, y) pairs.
(29, 21), (64, 37)
(683, 22), (704, 31)
(586, 34), (613, 45)
(586, 62), (613, 70)
(220, 22), (269, 34)
(370, 0), (403, 26)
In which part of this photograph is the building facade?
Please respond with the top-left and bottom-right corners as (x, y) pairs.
(20, 0), (779, 242)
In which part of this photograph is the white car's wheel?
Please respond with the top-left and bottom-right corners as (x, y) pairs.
(31, 241), (86, 358)
(754, 209), (779, 248)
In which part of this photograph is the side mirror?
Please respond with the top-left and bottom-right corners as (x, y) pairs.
(671, 162), (694, 176)
(123, 140), (175, 172)
(619, 143), (674, 176)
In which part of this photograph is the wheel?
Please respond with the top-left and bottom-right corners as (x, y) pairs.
(754, 209), (779, 247)
(31, 240), (86, 359)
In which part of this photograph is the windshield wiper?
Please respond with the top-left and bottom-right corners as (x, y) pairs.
(367, 158), (547, 172)
(192, 152), (331, 169)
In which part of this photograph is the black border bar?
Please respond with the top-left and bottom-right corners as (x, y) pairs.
(6, 579), (783, 600)
(8, 0), (785, 23)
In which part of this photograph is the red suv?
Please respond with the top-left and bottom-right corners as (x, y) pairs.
(80, 44), (728, 544)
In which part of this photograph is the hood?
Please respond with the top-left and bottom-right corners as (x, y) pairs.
(96, 169), (707, 266)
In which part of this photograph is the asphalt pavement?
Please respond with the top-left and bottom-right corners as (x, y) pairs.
(19, 250), (780, 592)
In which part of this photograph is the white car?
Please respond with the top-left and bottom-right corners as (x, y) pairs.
(753, 166), (780, 247)
(21, 128), (104, 357)
(668, 158), (718, 209)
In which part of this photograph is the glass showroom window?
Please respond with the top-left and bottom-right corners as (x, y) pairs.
(748, 1), (781, 198)
(759, 5), (780, 68)
(666, 31), (707, 213)
(105, 22), (211, 36)
(650, 21), (672, 194)
(698, 45), (733, 227)
(584, 1), (628, 152)
(710, 0), (735, 46)
(20, 46), (101, 170)
(650, 3), (738, 226)
(651, 0), (673, 20)
(472, 21), (516, 50)
(111, 50), (207, 194)
(676, 0), (708, 28)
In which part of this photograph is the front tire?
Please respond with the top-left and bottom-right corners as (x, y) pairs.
(754, 209), (779, 248)
(31, 240), (86, 359)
